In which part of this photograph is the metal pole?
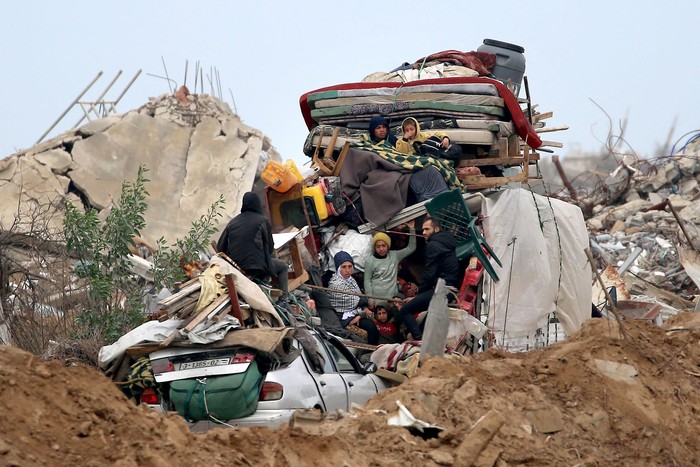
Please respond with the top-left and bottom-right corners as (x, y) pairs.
(161, 57), (173, 93)
(36, 71), (103, 144)
(112, 69), (142, 106)
(666, 199), (697, 251)
(552, 155), (578, 202)
(584, 248), (629, 340)
(72, 70), (124, 128)
(183, 60), (188, 88)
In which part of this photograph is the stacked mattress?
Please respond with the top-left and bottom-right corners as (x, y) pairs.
(307, 82), (505, 125)
(299, 77), (542, 149)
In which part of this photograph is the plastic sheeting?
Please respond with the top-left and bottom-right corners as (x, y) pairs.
(481, 188), (590, 343)
(323, 229), (372, 273)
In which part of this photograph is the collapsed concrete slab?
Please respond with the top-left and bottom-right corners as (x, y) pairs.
(0, 88), (281, 244)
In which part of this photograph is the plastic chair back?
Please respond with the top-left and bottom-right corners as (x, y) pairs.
(425, 189), (502, 281)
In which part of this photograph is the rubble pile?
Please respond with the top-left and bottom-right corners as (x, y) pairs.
(3, 314), (700, 466)
(561, 138), (700, 303)
(0, 88), (278, 243)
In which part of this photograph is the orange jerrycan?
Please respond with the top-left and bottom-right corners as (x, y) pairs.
(285, 160), (304, 183)
(261, 160), (297, 193)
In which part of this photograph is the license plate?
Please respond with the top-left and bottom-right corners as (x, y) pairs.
(179, 357), (231, 370)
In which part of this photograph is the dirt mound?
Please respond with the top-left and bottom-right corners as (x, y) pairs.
(2, 314), (700, 466)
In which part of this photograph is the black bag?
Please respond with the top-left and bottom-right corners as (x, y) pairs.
(416, 135), (462, 164)
(415, 136), (444, 157)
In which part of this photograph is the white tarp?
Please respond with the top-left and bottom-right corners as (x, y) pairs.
(481, 188), (590, 345)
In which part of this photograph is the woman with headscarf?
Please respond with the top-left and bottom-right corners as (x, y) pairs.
(327, 251), (379, 345)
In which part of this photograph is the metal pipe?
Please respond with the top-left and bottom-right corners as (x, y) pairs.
(666, 199), (697, 251)
(72, 70), (124, 128)
(112, 69), (142, 106)
(552, 155), (578, 202)
(585, 248), (629, 340)
(617, 246), (642, 275)
(161, 56), (173, 93)
(36, 71), (103, 143)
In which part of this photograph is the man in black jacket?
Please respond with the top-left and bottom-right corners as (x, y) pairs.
(217, 192), (289, 300)
(399, 216), (459, 340)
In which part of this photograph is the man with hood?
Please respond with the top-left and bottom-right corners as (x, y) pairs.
(399, 216), (459, 341)
(217, 191), (289, 300)
(367, 115), (398, 148)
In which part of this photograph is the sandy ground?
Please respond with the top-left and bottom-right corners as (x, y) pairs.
(2, 313), (700, 466)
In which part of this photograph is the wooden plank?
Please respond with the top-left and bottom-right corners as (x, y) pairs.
(223, 273), (242, 323)
(539, 140), (564, 148)
(288, 270), (310, 291)
(159, 329), (180, 348)
(533, 111), (553, 121)
(331, 141), (350, 176)
(324, 126), (340, 161)
(375, 368), (408, 384)
(536, 125), (570, 133)
(458, 152), (540, 167)
(507, 134), (519, 157)
(462, 173), (529, 190)
(158, 282), (201, 307)
(496, 136), (508, 159)
(183, 294), (229, 333)
(168, 295), (199, 318)
(125, 343), (163, 355)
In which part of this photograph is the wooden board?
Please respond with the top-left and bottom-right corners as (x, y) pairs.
(375, 368), (408, 384)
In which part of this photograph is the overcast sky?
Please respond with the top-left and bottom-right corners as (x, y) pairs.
(3, 1), (699, 169)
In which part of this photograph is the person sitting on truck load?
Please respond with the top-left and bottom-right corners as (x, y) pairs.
(216, 191), (290, 302)
(395, 117), (450, 156)
(373, 304), (402, 344)
(367, 115), (398, 148)
(364, 220), (417, 310)
(399, 216), (460, 341)
(327, 251), (380, 345)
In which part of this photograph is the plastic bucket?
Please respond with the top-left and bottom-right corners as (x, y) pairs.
(477, 38), (526, 96)
(261, 160), (297, 193)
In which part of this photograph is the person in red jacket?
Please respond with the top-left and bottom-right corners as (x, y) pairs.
(373, 304), (402, 344)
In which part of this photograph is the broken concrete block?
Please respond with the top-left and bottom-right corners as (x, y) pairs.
(33, 149), (72, 173)
(593, 359), (638, 384)
(587, 217), (604, 231)
(524, 406), (564, 434)
(428, 450), (454, 466)
(609, 220), (626, 234)
(454, 410), (505, 466)
(77, 115), (121, 136)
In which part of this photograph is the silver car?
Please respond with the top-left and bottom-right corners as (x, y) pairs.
(145, 328), (387, 430)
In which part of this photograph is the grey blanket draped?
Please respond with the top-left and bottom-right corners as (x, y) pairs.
(339, 148), (412, 226)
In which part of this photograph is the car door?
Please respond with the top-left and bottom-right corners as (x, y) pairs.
(302, 333), (349, 412)
(323, 337), (379, 407)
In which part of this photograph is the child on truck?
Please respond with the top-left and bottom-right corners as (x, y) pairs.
(395, 117), (450, 155)
(364, 220), (416, 310)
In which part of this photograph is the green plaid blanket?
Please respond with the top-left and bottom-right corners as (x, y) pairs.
(351, 139), (464, 191)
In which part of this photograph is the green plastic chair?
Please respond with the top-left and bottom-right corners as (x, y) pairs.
(425, 189), (502, 282)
